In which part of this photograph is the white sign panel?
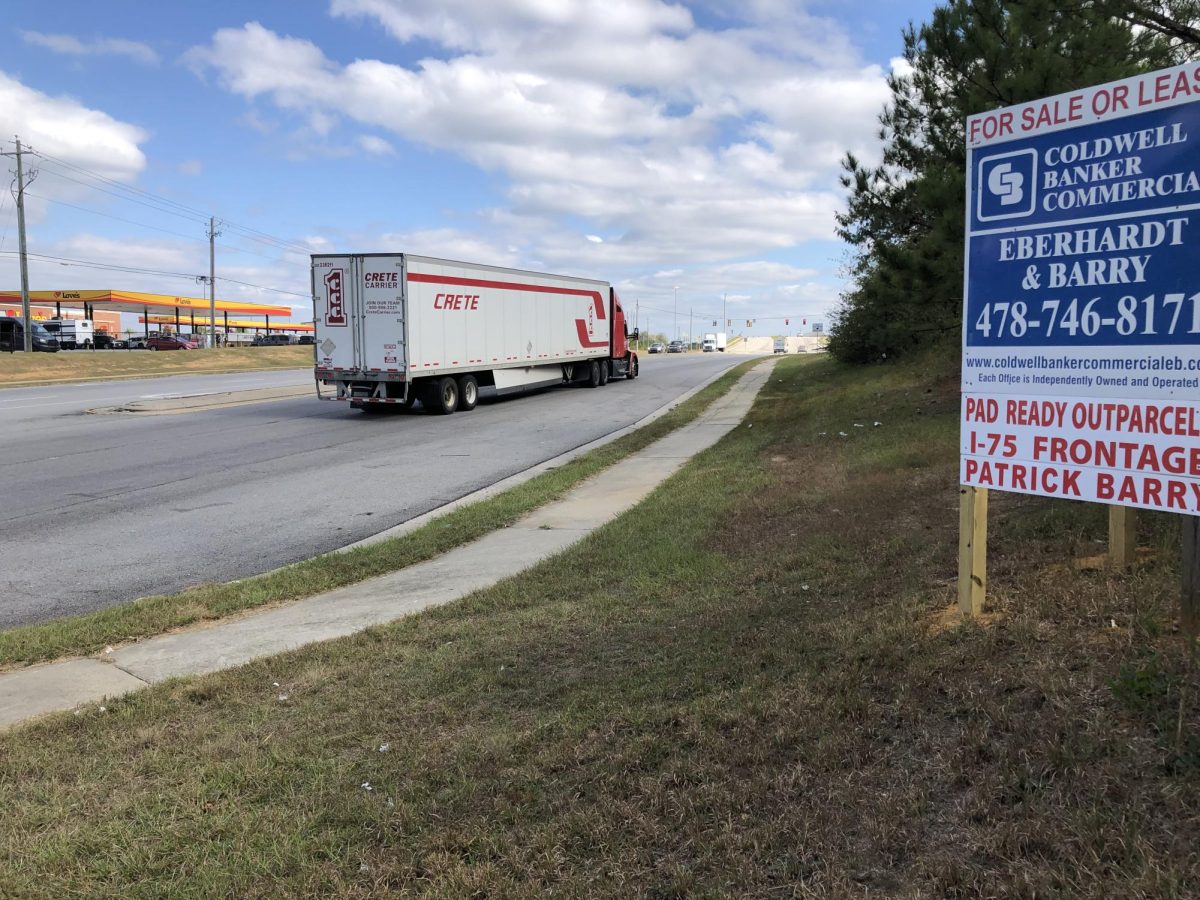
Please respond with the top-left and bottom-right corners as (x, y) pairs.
(963, 63), (1200, 515)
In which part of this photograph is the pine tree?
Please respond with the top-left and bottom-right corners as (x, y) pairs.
(830, 0), (1192, 364)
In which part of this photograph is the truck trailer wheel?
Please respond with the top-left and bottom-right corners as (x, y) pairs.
(586, 359), (602, 388)
(431, 376), (459, 414)
(457, 375), (478, 411)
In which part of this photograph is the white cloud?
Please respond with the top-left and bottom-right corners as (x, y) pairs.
(21, 31), (159, 66)
(0, 70), (147, 185)
(186, 6), (894, 323)
(358, 135), (394, 155)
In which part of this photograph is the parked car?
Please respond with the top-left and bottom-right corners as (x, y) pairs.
(252, 334), (294, 346)
(297, 335), (315, 345)
(667, 340), (685, 353)
(648, 342), (665, 354)
(147, 334), (195, 351)
(94, 331), (122, 350)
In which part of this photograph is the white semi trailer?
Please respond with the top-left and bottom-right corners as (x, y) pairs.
(312, 254), (640, 413)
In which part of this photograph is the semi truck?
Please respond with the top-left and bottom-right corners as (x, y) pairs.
(702, 332), (727, 352)
(42, 318), (94, 350)
(312, 254), (640, 413)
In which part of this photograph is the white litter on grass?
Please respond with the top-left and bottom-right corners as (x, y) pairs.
(838, 431), (848, 437)
(362, 782), (373, 792)
(818, 432), (827, 436)
(277, 694), (289, 702)
(874, 421), (882, 427)
(104, 646), (114, 655)
(747, 423), (753, 428)
(378, 743), (390, 753)
(853, 423), (864, 428)
(98, 706), (106, 713)
(272, 682), (280, 688)
(802, 584), (810, 591)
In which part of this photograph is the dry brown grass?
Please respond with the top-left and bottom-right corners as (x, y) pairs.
(0, 354), (1197, 895)
(0, 345), (312, 385)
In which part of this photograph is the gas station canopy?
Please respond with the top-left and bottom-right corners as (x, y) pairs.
(0, 289), (292, 318)
(140, 315), (314, 332)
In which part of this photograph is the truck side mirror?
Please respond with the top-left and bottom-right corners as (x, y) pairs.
(629, 329), (639, 342)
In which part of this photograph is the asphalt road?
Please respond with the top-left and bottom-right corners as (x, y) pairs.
(0, 353), (745, 627)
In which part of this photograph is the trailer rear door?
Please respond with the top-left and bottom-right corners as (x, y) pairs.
(359, 255), (408, 375)
(313, 255), (359, 373)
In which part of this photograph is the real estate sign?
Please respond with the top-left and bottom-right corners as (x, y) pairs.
(963, 63), (1200, 515)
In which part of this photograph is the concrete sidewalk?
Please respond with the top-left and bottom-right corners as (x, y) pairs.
(0, 361), (774, 730)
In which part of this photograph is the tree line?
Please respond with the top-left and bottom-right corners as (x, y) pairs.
(829, 0), (1200, 364)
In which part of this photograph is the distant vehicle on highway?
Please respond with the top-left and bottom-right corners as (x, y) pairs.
(648, 342), (665, 354)
(773, 338), (787, 354)
(0, 319), (59, 352)
(147, 334), (196, 351)
(667, 340), (685, 353)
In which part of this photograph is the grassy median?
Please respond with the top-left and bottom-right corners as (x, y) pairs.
(0, 345), (313, 385)
(0, 359), (761, 667)
(2, 354), (1197, 895)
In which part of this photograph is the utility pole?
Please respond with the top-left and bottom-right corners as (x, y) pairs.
(689, 308), (693, 350)
(673, 285), (678, 342)
(7, 137), (34, 352)
(207, 216), (221, 348)
(723, 292), (727, 335)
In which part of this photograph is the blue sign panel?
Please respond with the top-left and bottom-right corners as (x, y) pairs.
(962, 63), (1200, 515)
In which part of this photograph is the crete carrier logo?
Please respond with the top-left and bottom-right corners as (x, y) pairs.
(324, 269), (346, 326)
(977, 149), (1037, 222)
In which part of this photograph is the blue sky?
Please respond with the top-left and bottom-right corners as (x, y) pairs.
(0, 0), (936, 337)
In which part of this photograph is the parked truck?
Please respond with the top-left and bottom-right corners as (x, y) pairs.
(702, 332), (727, 352)
(0, 318), (60, 352)
(42, 318), (94, 350)
(312, 254), (640, 413)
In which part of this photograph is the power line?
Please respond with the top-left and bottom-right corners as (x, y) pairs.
(25, 192), (212, 244)
(31, 148), (213, 222)
(24, 192), (304, 266)
(30, 147), (313, 255)
(35, 165), (211, 225)
(0, 250), (309, 299)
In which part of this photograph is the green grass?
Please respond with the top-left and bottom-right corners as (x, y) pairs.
(2, 353), (1198, 895)
(0, 345), (312, 386)
(0, 359), (761, 667)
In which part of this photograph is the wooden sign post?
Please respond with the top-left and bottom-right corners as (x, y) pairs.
(1184, 517), (1200, 639)
(1108, 506), (1137, 572)
(958, 486), (988, 617)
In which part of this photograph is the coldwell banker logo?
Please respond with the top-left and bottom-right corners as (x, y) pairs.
(977, 148), (1037, 222)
